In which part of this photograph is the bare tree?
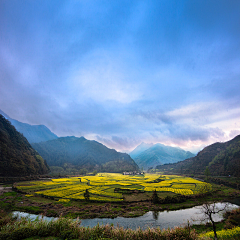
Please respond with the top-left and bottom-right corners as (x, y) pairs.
(199, 202), (228, 240)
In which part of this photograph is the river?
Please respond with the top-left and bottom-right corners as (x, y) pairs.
(12, 202), (239, 230)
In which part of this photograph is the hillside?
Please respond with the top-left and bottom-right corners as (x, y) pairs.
(0, 110), (58, 143)
(31, 136), (139, 173)
(0, 114), (49, 177)
(156, 135), (240, 176)
(133, 143), (195, 170)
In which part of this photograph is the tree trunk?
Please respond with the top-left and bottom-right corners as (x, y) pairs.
(210, 215), (218, 240)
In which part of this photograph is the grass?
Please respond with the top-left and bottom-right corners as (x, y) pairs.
(2, 191), (17, 197)
(18, 206), (42, 215)
(0, 213), (199, 240)
(24, 237), (62, 240)
(191, 222), (225, 234)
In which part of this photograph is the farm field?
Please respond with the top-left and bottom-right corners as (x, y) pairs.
(15, 173), (211, 202)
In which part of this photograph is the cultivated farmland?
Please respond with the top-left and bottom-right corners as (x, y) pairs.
(15, 174), (211, 202)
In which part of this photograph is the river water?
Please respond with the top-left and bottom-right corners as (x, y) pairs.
(12, 202), (239, 230)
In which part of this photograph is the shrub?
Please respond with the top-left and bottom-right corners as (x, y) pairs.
(151, 190), (159, 204)
(0, 216), (199, 240)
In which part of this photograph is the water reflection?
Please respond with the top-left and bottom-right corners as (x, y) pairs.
(12, 202), (239, 230)
(152, 210), (159, 220)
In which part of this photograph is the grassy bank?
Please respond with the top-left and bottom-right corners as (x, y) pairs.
(1, 208), (240, 240)
(0, 210), (199, 240)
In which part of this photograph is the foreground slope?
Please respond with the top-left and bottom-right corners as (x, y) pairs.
(134, 143), (195, 170)
(157, 135), (240, 176)
(0, 114), (49, 177)
(0, 109), (58, 143)
(32, 136), (139, 172)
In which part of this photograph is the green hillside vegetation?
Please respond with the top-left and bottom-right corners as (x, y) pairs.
(31, 136), (139, 173)
(156, 135), (240, 177)
(209, 139), (240, 176)
(0, 114), (49, 177)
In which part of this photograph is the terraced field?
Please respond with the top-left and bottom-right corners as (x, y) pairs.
(15, 173), (211, 202)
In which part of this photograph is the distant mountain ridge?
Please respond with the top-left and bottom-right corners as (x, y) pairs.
(129, 142), (154, 159)
(32, 136), (139, 173)
(0, 114), (49, 177)
(0, 109), (58, 143)
(131, 143), (195, 170)
(156, 135), (240, 176)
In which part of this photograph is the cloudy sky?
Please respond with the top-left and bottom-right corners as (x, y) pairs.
(1, 0), (240, 153)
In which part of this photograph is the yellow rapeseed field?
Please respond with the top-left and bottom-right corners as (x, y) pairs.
(199, 226), (240, 239)
(16, 173), (211, 202)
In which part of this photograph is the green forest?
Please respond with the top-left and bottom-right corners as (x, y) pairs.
(0, 114), (49, 177)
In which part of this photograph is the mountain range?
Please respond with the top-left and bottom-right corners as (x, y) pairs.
(0, 110), (139, 174)
(32, 136), (139, 173)
(1, 109), (239, 177)
(156, 135), (240, 176)
(0, 114), (49, 177)
(0, 110), (58, 143)
(130, 143), (195, 170)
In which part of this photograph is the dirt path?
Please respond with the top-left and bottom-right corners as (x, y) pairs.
(0, 186), (12, 195)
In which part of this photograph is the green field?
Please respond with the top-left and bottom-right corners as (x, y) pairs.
(15, 173), (211, 202)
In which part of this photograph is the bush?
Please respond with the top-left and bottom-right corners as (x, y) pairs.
(151, 190), (159, 204)
(160, 195), (187, 204)
(224, 208), (240, 229)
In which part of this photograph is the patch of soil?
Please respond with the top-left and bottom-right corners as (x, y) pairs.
(14, 196), (162, 219)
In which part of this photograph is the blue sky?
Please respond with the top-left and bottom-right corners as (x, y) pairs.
(1, 0), (240, 153)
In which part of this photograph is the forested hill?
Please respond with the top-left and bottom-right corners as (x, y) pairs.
(0, 109), (58, 143)
(31, 136), (139, 173)
(0, 114), (49, 177)
(156, 135), (240, 176)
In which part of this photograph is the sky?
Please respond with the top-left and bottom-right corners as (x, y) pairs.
(1, 0), (240, 153)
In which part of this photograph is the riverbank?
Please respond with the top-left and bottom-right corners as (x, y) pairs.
(12, 202), (239, 230)
(0, 182), (239, 219)
(1, 207), (240, 240)
(0, 211), (199, 240)
(1, 186), (240, 239)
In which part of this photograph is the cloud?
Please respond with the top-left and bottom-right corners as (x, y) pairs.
(71, 48), (142, 104)
(1, 0), (240, 153)
(229, 130), (240, 139)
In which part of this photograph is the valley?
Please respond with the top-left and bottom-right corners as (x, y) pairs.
(1, 173), (240, 239)
(2, 1), (240, 238)
(1, 112), (240, 238)
(1, 173), (239, 219)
